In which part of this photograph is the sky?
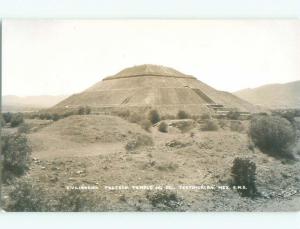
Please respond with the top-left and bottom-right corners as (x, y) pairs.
(2, 19), (300, 96)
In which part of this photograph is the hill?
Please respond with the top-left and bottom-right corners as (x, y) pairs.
(234, 81), (300, 109)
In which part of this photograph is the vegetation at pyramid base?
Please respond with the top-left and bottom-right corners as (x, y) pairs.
(249, 115), (296, 159)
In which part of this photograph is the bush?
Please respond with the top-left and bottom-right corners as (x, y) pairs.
(77, 106), (91, 115)
(174, 120), (194, 133)
(52, 113), (60, 121)
(10, 113), (24, 127)
(0, 115), (5, 127)
(116, 110), (131, 119)
(140, 120), (152, 132)
(277, 110), (296, 124)
(55, 189), (98, 212)
(6, 181), (46, 211)
(231, 158), (257, 197)
(2, 112), (13, 123)
(38, 113), (48, 120)
(218, 119), (227, 129)
(78, 106), (85, 115)
(17, 123), (30, 134)
(294, 142), (300, 155)
(148, 109), (160, 124)
(156, 162), (178, 171)
(201, 119), (219, 131)
(227, 111), (240, 120)
(5, 181), (103, 212)
(230, 121), (245, 132)
(85, 106), (91, 115)
(1, 134), (31, 182)
(146, 191), (182, 210)
(249, 115), (296, 158)
(177, 110), (190, 119)
(158, 122), (168, 133)
(200, 113), (211, 120)
(125, 134), (154, 151)
(62, 111), (76, 118)
(37, 112), (65, 121)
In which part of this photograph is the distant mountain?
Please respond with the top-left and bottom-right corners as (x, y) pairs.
(2, 95), (68, 112)
(234, 81), (300, 109)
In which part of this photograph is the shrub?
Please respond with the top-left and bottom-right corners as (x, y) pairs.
(55, 189), (98, 212)
(148, 109), (160, 124)
(38, 113), (47, 120)
(62, 111), (76, 118)
(0, 115), (5, 127)
(174, 121), (194, 133)
(1, 134), (31, 182)
(200, 113), (211, 120)
(156, 162), (178, 171)
(116, 110), (130, 119)
(218, 119), (227, 129)
(249, 115), (296, 158)
(10, 113), (24, 127)
(2, 112), (13, 123)
(158, 122), (168, 133)
(140, 120), (152, 132)
(37, 112), (65, 121)
(78, 106), (85, 115)
(52, 113), (60, 121)
(17, 123), (30, 134)
(125, 134), (154, 151)
(85, 106), (91, 115)
(177, 110), (190, 119)
(278, 110), (296, 124)
(294, 142), (300, 155)
(248, 141), (255, 152)
(5, 181), (102, 212)
(227, 111), (240, 120)
(39, 113), (53, 120)
(77, 106), (92, 115)
(6, 181), (46, 211)
(231, 158), (257, 197)
(230, 121), (245, 132)
(146, 191), (182, 210)
(201, 119), (219, 131)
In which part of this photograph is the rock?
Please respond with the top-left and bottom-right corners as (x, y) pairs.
(76, 170), (84, 175)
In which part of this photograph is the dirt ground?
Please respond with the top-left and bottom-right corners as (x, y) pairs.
(2, 115), (300, 211)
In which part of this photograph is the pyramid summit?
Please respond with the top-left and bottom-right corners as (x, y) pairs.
(53, 64), (257, 116)
(103, 64), (195, 80)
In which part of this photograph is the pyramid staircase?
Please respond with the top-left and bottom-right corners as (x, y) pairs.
(206, 104), (251, 119)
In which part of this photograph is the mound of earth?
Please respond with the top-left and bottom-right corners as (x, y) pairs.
(28, 115), (150, 158)
(38, 115), (148, 143)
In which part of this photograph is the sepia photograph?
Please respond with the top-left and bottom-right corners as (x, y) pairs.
(1, 19), (300, 212)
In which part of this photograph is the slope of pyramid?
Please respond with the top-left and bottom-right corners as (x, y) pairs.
(53, 64), (257, 115)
